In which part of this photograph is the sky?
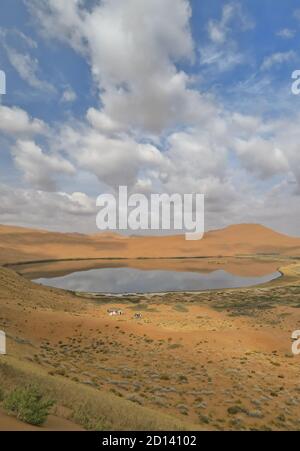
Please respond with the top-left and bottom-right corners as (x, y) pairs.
(0, 0), (300, 235)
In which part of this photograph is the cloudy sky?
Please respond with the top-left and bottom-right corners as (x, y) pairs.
(0, 0), (300, 235)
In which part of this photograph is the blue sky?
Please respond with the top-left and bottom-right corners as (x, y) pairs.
(0, 0), (94, 122)
(2, 0), (300, 121)
(0, 0), (300, 235)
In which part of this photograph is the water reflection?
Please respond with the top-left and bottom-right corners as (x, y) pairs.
(34, 267), (280, 294)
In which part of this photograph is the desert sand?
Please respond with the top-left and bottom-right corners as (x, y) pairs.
(1, 223), (300, 266)
(0, 223), (300, 431)
(0, 410), (84, 431)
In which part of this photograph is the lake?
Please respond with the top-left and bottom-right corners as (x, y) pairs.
(33, 265), (280, 294)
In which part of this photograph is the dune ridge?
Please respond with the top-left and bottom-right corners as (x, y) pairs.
(0, 223), (300, 265)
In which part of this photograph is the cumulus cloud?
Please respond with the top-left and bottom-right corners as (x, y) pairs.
(234, 137), (289, 179)
(12, 140), (75, 190)
(0, 105), (47, 136)
(55, 123), (164, 188)
(26, 0), (217, 133)
(268, 116), (300, 189)
(231, 113), (262, 135)
(18, 2), (300, 192)
(162, 124), (229, 192)
(0, 183), (96, 232)
(1, 0), (295, 236)
(86, 108), (123, 134)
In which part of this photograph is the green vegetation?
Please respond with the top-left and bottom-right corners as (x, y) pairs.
(0, 357), (193, 431)
(3, 386), (54, 426)
(227, 405), (247, 415)
(173, 304), (189, 313)
(72, 402), (108, 430)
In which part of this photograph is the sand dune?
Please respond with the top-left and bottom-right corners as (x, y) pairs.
(1, 261), (300, 430)
(0, 410), (84, 431)
(0, 223), (299, 265)
(1, 224), (300, 430)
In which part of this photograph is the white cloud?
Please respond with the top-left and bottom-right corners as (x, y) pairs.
(200, 2), (254, 72)
(12, 140), (75, 190)
(1, 0), (294, 236)
(6, 47), (55, 93)
(234, 137), (289, 178)
(55, 123), (164, 188)
(269, 116), (300, 189)
(207, 1), (254, 44)
(199, 45), (245, 72)
(86, 108), (123, 134)
(277, 28), (296, 39)
(0, 27), (38, 48)
(0, 183), (96, 232)
(261, 50), (297, 71)
(163, 125), (228, 189)
(61, 87), (77, 103)
(0, 105), (47, 135)
(26, 0), (218, 133)
(231, 113), (261, 135)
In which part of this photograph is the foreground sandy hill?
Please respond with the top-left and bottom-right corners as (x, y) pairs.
(1, 261), (300, 430)
(0, 410), (84, 431)
(0, 223), (299, 265)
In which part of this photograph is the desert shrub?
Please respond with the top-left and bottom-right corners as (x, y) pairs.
(168, 343), (182, 350)
(173, 304), (188, 313)
(0, 387), (4, 402)
(198, 414), (210, 424)
(177, 374), (188, 383)
(160, 373), (170, 381)
(72, 403), (108, 430)
(3, 386), (54, 426)
(227, 405), (247, 415)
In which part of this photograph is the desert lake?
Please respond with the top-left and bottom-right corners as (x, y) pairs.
(31, 262), (280, 294)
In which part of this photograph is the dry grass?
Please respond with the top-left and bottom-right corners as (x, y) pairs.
(1, 259), (300, 431)
(0, 356), (194, 431)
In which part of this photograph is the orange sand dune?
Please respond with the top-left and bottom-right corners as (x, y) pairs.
(0, 223), (299, 265)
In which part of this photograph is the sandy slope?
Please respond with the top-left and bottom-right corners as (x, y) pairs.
(1, 263), (300, 430)
(1, 223), (300, 430)
(0, 410), (84, 431)
(0, 223), (299, 265)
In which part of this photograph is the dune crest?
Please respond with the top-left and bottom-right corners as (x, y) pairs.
(0, 223), (299, 265)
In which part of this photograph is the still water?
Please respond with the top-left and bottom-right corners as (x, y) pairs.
(34, 267), (280, 294)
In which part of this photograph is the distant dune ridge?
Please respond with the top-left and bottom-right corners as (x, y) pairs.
(0, 223), (299, 266)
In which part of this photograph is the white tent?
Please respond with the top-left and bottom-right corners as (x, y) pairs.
(0, 331), (6, 355)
